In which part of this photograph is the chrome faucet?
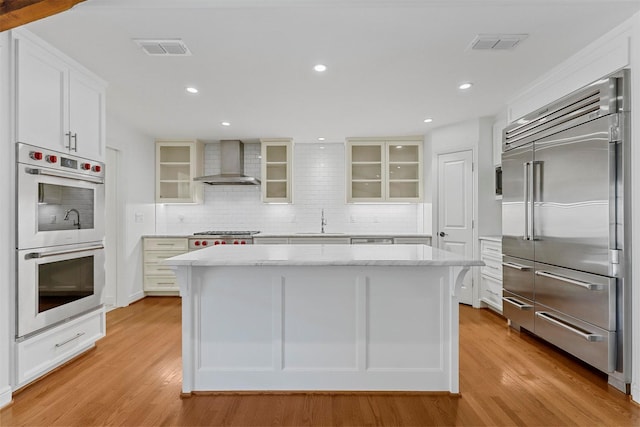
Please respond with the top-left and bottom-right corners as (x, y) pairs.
(321, 209), (327, 234)
(64, 208), (81, 229)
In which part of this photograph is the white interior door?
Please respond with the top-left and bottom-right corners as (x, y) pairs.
(437, 150), (474, 305)
(104, 148), (119, 311)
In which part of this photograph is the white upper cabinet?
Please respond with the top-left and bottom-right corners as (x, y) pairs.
(155, 140), (204, 204)
(13, 30), (106, 161)
(347, 138), (423, 203)
(261, 139), (293, 203)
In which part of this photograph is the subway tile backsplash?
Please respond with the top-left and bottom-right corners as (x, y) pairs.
(154, 142), (423, 234)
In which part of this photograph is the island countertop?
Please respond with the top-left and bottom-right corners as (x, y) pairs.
(164, 244), (484, 267)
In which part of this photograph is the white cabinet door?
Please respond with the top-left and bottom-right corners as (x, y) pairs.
(14, 30), (106, 160)
(69, 70), (104, 160)
(15, 36), (68, 153)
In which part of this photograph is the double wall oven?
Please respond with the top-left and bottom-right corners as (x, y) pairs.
(16, 143), (106, 339)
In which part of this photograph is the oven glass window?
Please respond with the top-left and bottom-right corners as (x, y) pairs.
(37, 184), (95, 232)
(38, 256), (94, 313)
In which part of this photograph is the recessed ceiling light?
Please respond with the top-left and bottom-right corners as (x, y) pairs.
(318, 137), (325, 141)
(221, 121), (230, 126)
(314, 64), (327, 72)
(396, 145), (403, 149)
(458, 82), (473, 90)
(423, 118), (433, 123)
(185, 87), (198, 94)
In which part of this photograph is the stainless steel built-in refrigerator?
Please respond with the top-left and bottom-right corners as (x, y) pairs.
(501, 71), (631, 392)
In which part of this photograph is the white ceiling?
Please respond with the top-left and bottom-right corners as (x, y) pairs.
(22, 0), (640, 143)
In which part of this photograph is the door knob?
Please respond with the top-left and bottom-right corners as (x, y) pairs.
(439, 232), (447, 237)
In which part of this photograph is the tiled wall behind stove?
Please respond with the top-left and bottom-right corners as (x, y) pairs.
(154, 142), (424, 234)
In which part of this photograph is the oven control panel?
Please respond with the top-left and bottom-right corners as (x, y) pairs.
(18, 142), (105, 179)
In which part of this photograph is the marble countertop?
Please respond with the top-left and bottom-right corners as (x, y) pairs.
(164, 244), (483, 267)
(144, 233), (432, 239)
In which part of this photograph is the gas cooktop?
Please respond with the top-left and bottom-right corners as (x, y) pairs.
(193, 231), (260, 236)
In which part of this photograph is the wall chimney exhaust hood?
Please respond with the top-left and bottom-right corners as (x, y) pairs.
(194, 140), (261, 185)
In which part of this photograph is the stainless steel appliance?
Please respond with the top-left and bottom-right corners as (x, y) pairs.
(193, 140), (261, 185)
(501, 71), (630, 392)
(189, 231), (259, 250)
(350, 237), (394, 244)
(17, 143), (105, 249)
(16, 143), (106, 338)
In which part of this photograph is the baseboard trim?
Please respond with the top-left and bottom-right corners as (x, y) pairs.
(0, 385), (13, 409)
(128, 291), (145, 305)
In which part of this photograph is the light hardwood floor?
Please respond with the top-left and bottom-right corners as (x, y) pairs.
(1, 297), (639, 426)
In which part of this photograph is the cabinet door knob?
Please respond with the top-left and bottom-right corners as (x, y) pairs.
(439, 231), (447, 237)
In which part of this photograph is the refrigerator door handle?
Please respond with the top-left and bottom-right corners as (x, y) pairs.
(502, 296), (533, 310)
(535, 312), (605, 342)
(502, 261), (531, 271)
(535, 270), (604, 291)
(523, 161), (530, 240)
(529, 161), (537, 241)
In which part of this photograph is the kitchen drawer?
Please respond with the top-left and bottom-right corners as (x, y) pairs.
(144, 263), (176, 276)
(16, 308), (105, 387)
(534, 303), (615, 373)
(502, 255), (534, 301)
(480, 240), (502, 258)
(143, 238), (188, 251)
(144, 276), (179, 290)
(480, 274), (502, 312)
(144, 250), (185, 263)
(502, 290), (534, 332)
(534, 263), (616, 331)
(481, 255), (502, 280)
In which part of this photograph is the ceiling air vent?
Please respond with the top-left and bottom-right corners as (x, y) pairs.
(133, 39), (191, 56)
(470, 34), (528, 50)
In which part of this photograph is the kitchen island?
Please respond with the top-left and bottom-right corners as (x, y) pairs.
(166, 244), (482, 394)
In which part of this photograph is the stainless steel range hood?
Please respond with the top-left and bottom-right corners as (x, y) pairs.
(194, 140), (261, 185)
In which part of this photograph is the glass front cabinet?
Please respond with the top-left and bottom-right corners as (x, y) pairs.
(155, 139), (204, 203)
(347, 139), (423, 202)
(261, 138), (293, 203)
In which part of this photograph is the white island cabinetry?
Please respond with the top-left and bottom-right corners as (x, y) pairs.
(166, 244), (482, 393)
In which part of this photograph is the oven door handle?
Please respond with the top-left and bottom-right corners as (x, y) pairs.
(25, 167), (104, 184)
(25, 244), (104, 259)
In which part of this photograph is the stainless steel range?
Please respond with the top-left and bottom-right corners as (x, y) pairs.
(188, 231), (260, 250)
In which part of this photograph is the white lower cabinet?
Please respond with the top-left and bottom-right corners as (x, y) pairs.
(16, 307), (105, 388)
(143, 237), (188, 295)
(253, 237), (290, 245)
(479, 238), (502, 313)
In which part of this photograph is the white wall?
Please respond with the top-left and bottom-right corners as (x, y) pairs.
(105, 114), (155, 305)
(0, 32), (15, 409)
(155, 142), (426, 235)
(429, 116), (501, 307)
(506, 12), (640, 401)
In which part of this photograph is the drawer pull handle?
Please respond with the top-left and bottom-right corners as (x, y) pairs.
(502, 297), (533, 310)
(502, 262), (531, 271)
(535, 312), (604, 342)
(157, 282), (174, 285)
(55, 332), (85, 348)
(535, 271), (603, 291)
